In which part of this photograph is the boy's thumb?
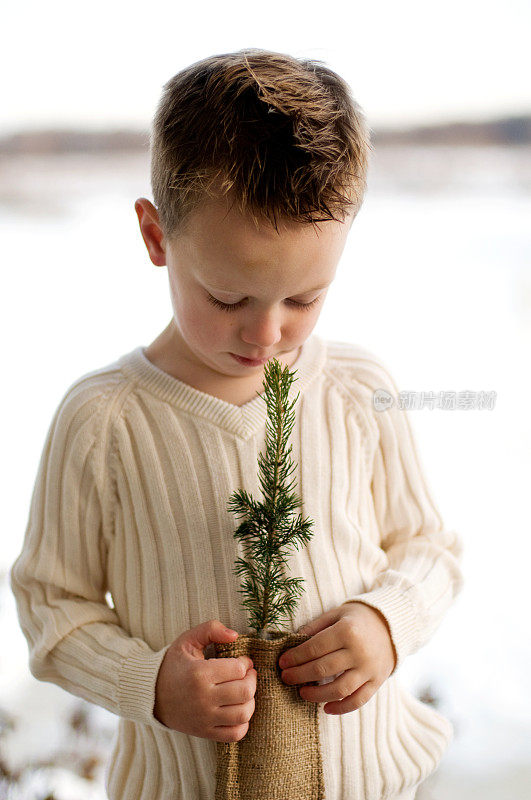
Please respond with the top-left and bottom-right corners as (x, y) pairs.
(221, 624), (238, 638)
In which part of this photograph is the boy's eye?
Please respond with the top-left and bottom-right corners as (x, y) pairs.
(206, 294), (321, 312)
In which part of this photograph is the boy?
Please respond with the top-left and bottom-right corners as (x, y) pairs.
(10, 49), (464, 800)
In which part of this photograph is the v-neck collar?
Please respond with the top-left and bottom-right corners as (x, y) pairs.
(117, 333), (327, 439)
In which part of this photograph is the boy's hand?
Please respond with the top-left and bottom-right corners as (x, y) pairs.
(154, 619), (256, 741)
(278, 601), (396, 715)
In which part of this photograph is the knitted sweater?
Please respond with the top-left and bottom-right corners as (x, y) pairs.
(10, 332), (464, 800)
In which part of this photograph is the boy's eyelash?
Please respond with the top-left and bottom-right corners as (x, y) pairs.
(206, 294), (321, 312)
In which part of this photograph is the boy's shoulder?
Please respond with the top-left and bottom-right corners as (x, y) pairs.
(323, 338), (399, 395)
(320, 339), (402, 446)
(48, 351), (133, 440)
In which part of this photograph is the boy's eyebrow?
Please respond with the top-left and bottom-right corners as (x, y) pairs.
(206, 282), (330, 296)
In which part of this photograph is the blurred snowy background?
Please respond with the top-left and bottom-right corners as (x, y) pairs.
(2, 1), (530, 798)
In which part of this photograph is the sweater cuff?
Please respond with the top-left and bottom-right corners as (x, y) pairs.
(341, 585), (419, 674)
(118, 640), (174, 731)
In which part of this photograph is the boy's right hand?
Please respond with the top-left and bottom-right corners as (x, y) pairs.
(154, 620), (256, 742)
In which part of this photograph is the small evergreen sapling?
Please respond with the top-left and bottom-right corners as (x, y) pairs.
(226, 357), (315, 640)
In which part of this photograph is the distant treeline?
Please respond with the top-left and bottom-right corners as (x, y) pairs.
(0, 114), (530, 154)
(373, 114), (531, 146)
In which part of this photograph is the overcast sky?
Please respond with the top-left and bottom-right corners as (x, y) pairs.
(2, 0), (530, 137)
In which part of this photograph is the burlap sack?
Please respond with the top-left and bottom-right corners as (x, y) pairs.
(212, 631), (325, 800)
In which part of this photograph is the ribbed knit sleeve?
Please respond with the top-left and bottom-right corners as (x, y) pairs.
(9, 377), (172, 732)
(340, 354), (464, 675)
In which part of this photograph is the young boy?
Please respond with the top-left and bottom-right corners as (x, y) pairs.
(10, 49), (464, 800)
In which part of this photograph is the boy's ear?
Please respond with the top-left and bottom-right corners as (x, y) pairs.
(134, 198), (167, 267)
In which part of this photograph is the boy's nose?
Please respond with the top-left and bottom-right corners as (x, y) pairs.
(239, 313), (282, 346)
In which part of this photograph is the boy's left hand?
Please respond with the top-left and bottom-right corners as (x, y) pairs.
(278, 601), (397, 715)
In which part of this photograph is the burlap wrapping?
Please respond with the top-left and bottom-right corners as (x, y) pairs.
(212, 631), (325, 800)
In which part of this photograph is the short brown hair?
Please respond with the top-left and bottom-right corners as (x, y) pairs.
(150, 48), (372, 239)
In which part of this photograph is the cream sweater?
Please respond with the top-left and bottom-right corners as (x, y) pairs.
(10, 332), (464, 800)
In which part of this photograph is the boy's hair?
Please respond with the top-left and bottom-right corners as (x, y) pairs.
(150, 48), (373, 240)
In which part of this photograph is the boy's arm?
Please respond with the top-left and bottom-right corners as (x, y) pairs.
(9, 380), (172, 732)
(341, 355), (464, 675)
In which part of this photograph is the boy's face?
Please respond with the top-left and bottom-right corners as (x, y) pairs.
(135, 190), (354, 386)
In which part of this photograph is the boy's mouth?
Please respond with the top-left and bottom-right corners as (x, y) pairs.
(230, 353), (270, 366)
